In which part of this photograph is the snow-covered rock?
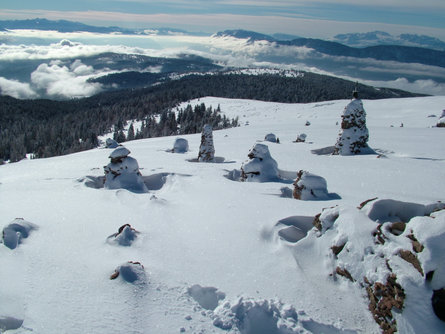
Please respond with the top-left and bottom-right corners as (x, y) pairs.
(240, 143), (279, 182)
(104, 147), (148, 193)
(172, 138), (189, 153)
(1, 218), (38, 250)
(333, 98), (370, 155)
(105, 138), (119, 148)
(198, 124), (215, 162)
(295, 133), (307, 143)
(292, 170), (330, 200)
(106, 224), (139, 246)
(110, 261), (147, 284)
(264, 133), (277, 143)
(295, 200), (445, 332)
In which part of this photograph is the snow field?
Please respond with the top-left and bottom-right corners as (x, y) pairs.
(0, 96), (444, 333)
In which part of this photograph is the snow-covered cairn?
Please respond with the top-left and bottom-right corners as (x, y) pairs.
(198, 124), (215, 162)
(293, 170), (329, 200)
(104, 146), (148, 193)
(172, 138), (189, 153)
(241, 143), (279, 182)
(333, 89), (370, 155)
(437, 109), (445, 127)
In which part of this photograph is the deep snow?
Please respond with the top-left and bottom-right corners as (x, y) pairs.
(0, 96), (445, 333)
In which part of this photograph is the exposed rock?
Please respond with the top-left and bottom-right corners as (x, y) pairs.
(406, 233), (424, 253)
(366, 274), (405, 334)
(437, 110), (445, 127)
(399, 250), (424, 275)
(389, 221), (406, 236)
(335, 266), (354, 282)
(198, 124), (215, 162)
(331, 243), (346, 256)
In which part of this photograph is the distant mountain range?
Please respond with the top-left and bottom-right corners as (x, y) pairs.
(215, 29), (445, 69)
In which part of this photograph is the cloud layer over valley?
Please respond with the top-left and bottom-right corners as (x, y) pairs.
(1, 29), (445, 99)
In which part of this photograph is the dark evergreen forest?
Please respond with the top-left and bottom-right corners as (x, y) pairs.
(0, 72), (423, 163)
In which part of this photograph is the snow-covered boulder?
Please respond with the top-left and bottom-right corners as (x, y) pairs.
(105, 138), (119, 148)
(104, 147), (148, 193)
(198, 124), (215, 162)
(296, 200), (445, 332)
(293, 170), (330, 200)
(295, 133), (307, 143)
(110, 261), (146, 284)
(172, 138), (189, 153)
(333, 98), (370, 155)
(107, 224), (139, 246)
(1, 218), (38, 250)
(264, 133), (277, 143)
(240, 143), (279, 182)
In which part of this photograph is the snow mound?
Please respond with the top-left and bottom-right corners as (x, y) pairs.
(294, 200), (445, 333)
(110, 261), (147, 284)
(241, 143), (279, 182)
(105, 138), (119, 148)
(293, 170), (331, 200)
(104, 146), (148, 193)
(171, 138), (189, 153)
(1, 218), (38, 250)
(213, 298), (299, 333)
(264, 133), (278, 143)
(187, 284), (226, 310)
(106, 224), (139, 246)
(362, 198), (445, 223)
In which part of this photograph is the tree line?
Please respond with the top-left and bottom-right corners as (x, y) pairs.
(0, 72), (423, 163)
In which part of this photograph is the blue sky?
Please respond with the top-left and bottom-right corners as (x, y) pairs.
(1, 0), (445, 38)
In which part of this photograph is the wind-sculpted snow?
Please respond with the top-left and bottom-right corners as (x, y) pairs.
(188, 284), (226, 310)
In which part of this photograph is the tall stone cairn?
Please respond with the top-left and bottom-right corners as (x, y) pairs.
(333, 89), (369, 155)
(198, 124), (215, 162)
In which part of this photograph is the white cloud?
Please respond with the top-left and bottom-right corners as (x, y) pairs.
(30, 60), (103, 99)
(0, 77), (37, 99)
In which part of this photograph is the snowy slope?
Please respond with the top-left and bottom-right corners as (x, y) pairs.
(1, 96), (445, 333)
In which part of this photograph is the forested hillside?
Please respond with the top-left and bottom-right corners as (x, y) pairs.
(0, 72), (423, 163)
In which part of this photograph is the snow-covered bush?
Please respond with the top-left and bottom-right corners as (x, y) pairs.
(172, 138), (189, 153)
(240, 143), (279, 182)
(333, 97), (370, 155)
(1, 218), (38, 250)
(104, 146), (148, 193)
(107, 224), (139, 246)
(198, 124), (215, 162)
(264, 133), (277, 143)
(105, 138), (119, 148)
(292, 170), (330, 200)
